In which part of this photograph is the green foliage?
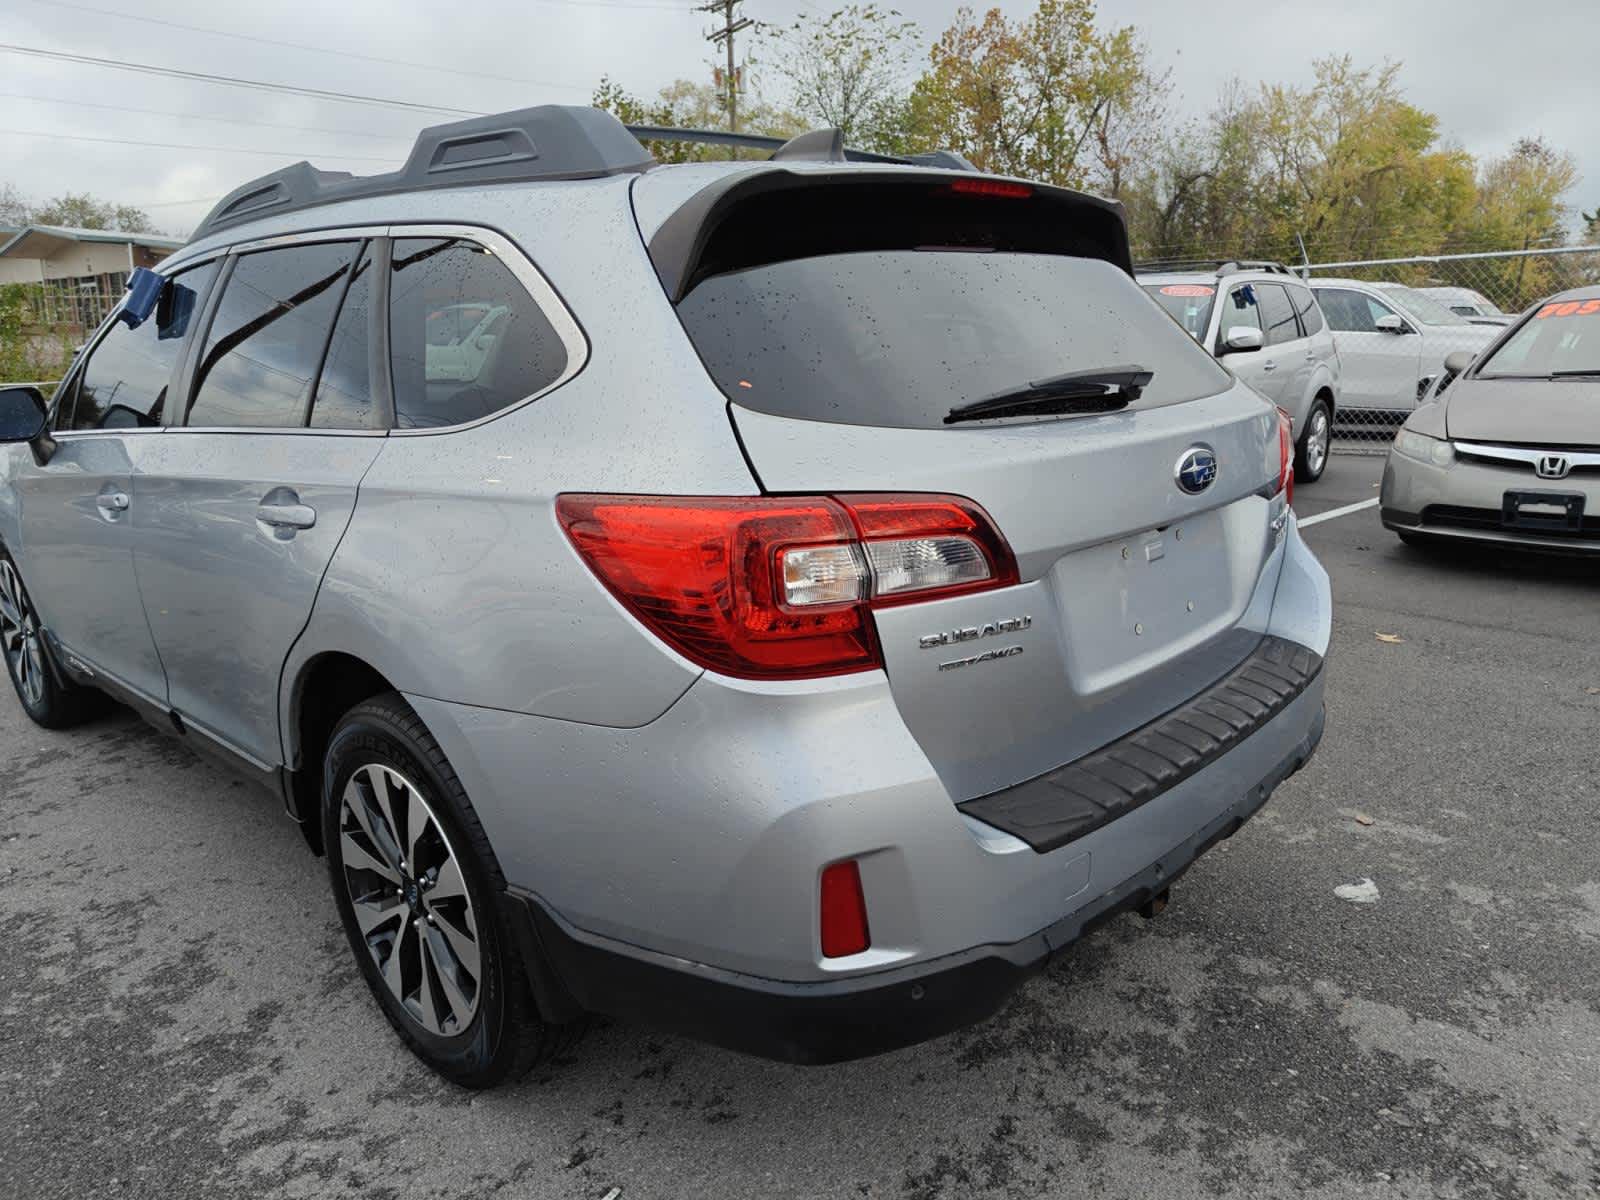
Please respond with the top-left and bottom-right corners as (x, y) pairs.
(5, 189), (154, 234)
(592, 75), (805, 160)
(0, 284), (73, 388)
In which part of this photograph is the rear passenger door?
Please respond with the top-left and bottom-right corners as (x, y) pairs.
(132, 236), (386, 770)
(1254, 282), (1311, 413)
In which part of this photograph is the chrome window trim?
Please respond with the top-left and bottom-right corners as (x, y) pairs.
(1453, 441), (1600, 470)
(381, 222), (590, 438)
(157, 222), (588, 438)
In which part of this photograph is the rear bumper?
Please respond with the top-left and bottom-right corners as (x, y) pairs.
(509, 687), (1325, 1064)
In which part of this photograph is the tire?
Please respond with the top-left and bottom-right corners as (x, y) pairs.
(1294, 398), (1332, 484)
(322, 692), (581, 1087)
(0, 548), (104, 729)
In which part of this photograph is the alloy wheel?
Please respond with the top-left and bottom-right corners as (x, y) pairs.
(338, 763), (482, 1037)
(1307, 409), (1330, 476)
(0, 560), (46, 708)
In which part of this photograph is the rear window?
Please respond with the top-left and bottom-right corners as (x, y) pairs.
(1142, 282), (1215, 340)
(1287, 284), (1324, 335)
(1477, 300), (1600, 378)
(679, 252), (1232, 429)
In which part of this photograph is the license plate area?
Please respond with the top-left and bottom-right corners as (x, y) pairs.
(1052, 511), (1237, 684)
(1502, 490), (1585, 532)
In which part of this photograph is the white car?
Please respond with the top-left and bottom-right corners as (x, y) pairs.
(1309, 279), (1498, 415)
(1418, 286), (1513, 326)
(1142, 262), (1341, 482)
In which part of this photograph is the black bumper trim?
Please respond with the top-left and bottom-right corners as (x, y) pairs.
(509, 699), (1325, 1065)
(958, 636), (1323, 853)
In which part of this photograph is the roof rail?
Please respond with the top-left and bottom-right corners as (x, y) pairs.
(192, 105), (656, 242)
(190, 105), (984, 244)
(1134, 257), (1293, 277)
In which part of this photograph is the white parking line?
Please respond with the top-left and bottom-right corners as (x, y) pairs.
(1298, 497), (1380, 528)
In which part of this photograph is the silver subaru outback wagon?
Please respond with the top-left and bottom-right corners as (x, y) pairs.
(0, 106), (1330, 1086)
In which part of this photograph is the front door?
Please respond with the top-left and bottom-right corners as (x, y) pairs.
(11, 259), (220, 704)
(134, 238), (384, 768)
(1314, 286), (1421, 411)
(1215, 283), (1284, 404)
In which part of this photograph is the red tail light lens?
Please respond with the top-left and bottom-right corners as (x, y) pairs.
(1275, 407), (1294, 506)
(947, 177), (1033, 200)
(556, 493), (1018, 679)
(820, 859), (870, 958)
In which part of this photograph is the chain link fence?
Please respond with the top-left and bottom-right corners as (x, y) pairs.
(1304, 246), (1600, 452)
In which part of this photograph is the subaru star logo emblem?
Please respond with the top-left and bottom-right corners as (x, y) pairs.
(1536, 454), (1571, 480)
(1175, 446), (1217, 495)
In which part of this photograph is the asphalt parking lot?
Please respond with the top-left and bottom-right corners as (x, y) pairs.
(3, 451), (1598, 1200)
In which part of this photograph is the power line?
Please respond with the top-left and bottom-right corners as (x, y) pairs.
(0, 92), (412, 142)
(0, 127), (403, 163)
(21, 0), (598, 91)
(0, 43), (482, 116)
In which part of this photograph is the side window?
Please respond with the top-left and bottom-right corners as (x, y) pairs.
(309, 244), (374, 429)
(66, 260), (219, 432)
(1364, 294), (1400, 326)
(1315, 288), (1377, 333)
(187, 241), (359, 428)
(389, 237), (569, 430)
(1256, 283), (1300, 346)
(1287, 284), (1324, 335)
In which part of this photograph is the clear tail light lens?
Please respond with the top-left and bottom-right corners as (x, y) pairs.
(557, 492), (1018, 679)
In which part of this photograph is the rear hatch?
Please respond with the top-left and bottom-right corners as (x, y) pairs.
(642, 168), (1288, 801)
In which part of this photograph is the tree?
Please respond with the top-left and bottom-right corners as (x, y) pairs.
(0, 183), (30, 228)
(1120, 57), (1483, 265)
(592, 75), (804, 161)
(27, 191), (153, 233)
(896, 0), (1162, 191)
(761, 5), (920, 151)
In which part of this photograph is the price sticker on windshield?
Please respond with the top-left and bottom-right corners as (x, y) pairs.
(1534, 299), (1600, 319)
(1160, 285), (1215, 297)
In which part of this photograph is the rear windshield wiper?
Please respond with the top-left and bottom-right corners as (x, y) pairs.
(945, 365), (1154, 425)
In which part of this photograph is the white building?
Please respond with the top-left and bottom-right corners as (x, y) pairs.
(0, 224), (185, 328)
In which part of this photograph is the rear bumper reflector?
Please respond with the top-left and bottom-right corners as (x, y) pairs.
(959, 635), (1324, 853)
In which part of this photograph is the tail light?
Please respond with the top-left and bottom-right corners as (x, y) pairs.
(556, 492), (1018, 680)
(1273, 407), (1294, 506)
(819, 859), (871, 958)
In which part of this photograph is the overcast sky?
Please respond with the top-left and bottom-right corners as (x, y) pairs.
(4, 0), (1599, 244)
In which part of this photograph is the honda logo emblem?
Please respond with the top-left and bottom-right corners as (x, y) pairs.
(1535, 454), (1571, 480)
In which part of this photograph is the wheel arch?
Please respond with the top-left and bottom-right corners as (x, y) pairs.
(282, 649), (401, 855)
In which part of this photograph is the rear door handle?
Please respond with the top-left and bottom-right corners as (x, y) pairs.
(98, 491), (129, 512)
(1262, 360), (1277, 372)
(256, 493), (316, 536)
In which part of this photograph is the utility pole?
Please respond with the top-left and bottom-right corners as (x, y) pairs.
(697, 0), (751, 133)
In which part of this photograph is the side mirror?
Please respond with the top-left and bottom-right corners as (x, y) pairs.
(0, 386), (47, 443)
(1221, 326), (1264, 354)
(1375, 314), (1409, 334)
(1443, 350), (1476, 375)
(0, 386), (57, 465)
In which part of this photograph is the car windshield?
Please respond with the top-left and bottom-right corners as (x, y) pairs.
(678, 251), (1232, 429)
(1376, 284), (1474, 326)
(1140, 282), (1216, 340)
(1476, 300), (1600, 377)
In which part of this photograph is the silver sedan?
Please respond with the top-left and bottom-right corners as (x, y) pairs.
(1382, 287), (1600, 554)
